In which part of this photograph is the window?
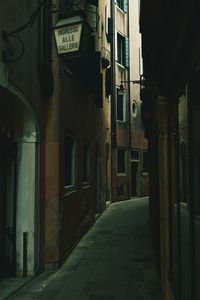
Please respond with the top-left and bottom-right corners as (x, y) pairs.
(116, 0), (128, 12)
(117, 89), (126, 122)
(64, 134), (76, 192)
(117, 33), (129, 67)
(105, 5), (108, 36)
(142, 151), (148, 172)
(83, 142), (90, 183)
(131, 150), (140, 161)
(117, 33), (125, 65)
(117, 149), (126, 174)
(139, 47), (143, 75)
(116, 0), (123, 9)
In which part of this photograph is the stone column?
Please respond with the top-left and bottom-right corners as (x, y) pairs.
(16, 132), (37, 276)
(156, 96), (175, 300)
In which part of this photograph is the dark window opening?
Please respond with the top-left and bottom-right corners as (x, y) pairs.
(117, 149), (126, 174)
(64, 134), (75, 188)
(117, 33), (125, 65)
(131, 150), (139, 161)
(83, 143), (90, 183)
(117, 90), (125, 121)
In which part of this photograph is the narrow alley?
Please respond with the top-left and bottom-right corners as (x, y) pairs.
(2, 1), (200, 300)
(7, 198), (161, 300)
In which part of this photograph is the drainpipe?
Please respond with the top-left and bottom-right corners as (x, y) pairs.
(111, 0), (116, 148)
(127, 0), (132, 199)
(110, 0), (116, 202)
(39, 0), (54, 100)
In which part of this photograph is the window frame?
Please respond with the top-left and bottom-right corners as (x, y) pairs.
(117, 33), (125, 66)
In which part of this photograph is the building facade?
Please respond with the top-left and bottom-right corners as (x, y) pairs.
(110, 0), (148, 202)
(129, 0), (148, 197)
(45, 0), (112, 268)
(0, 1), (43, 278)
(140, 0), (200, 299)
(0, 1), (149, 297)
(0, 0), (111, 283)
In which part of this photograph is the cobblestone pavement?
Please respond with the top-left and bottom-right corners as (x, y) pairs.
(7, 197), (161, 300)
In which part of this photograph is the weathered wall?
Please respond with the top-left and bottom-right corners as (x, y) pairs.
(0, 0), (44, 276)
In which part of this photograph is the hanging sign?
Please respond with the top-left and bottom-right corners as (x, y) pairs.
(54, 23), (83, 54)
(53, 12), (93, 58)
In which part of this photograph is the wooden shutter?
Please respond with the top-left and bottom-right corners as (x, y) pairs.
(124, 37), (129, 67)
(123, 0), (128, 13)
(107, 18), (113, 44)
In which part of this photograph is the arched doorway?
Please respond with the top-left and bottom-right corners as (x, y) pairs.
(0, 107), (17, 277)
(0, 84), (39, 278)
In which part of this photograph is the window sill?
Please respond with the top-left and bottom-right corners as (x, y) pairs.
(64, 185), (76, 196)
(131, 159), (140, 162)
(142, 172), (149, 176)
(117, 121), (127, 128)
(83, 183), (91, 189)
(116, 5), (126, 14)
(116, 62), (126, 70)
(117, 120), (126, 123)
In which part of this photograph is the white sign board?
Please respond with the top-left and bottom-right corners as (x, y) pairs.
(54, 23), (82, 54)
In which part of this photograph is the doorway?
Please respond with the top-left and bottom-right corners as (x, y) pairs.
(0, 83), (39, 277)
(0, 134), (17, 278)
(131, 161), (140, 197)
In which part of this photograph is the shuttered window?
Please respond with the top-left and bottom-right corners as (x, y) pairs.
(117, 33), (129, 68)
(116, 0), (128, 12)
(123, 0), (128, 12)
(117, 33), (125, 65)
(116, 0), (123, 9)
(107, 18), (113, 43)
(124, 37), (129, 68)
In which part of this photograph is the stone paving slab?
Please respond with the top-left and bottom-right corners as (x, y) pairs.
(7, 198), (161, 300)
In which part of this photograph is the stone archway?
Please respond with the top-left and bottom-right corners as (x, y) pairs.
(0, 79), (39, 277)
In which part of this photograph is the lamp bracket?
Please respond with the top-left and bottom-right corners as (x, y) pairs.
(120, 75), (146, 91)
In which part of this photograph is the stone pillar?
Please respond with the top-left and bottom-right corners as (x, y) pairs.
(156, 96), (175, 300)
(16, 132), (37, 276)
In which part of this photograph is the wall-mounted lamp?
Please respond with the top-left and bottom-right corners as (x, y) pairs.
(119, 75), (145, 91)
(53, 10), (92, 58)
(119, 79), (141, 91)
